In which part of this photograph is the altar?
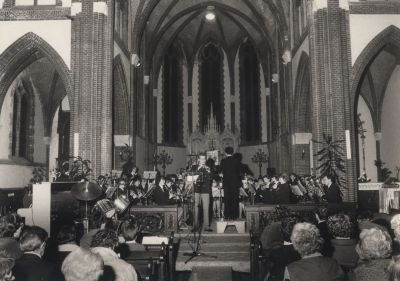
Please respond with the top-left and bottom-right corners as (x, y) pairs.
(188, 107), (240, 159)
(358, 182), (400, 213)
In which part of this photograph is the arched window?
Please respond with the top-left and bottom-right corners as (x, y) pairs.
(199, 43), (224, 132)
(11, 82), (34, 161)
(19, 94), (28, 158)
(162, 44), (183, 144)
(239, 41), (261, 143)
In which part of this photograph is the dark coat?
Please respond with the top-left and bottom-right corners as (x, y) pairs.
(13, 253), (63, 281)
(220, 155), (242, 219)
(324, 183), (342, 203)
(275, 182), (291, 204)
(151, 185), (171, 205)
(287, 255), (344, 281)
(270, 244), (301, 280)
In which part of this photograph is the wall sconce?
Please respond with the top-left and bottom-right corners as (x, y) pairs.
(282, 49), (292, 65)
(301, 148), (305, 159)
(272, 73), (279, 84)
(131, 54), (141, 67)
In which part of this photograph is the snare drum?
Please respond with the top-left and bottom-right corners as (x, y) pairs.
(114, 195), (130, 213)
(95, 199), (116, 218)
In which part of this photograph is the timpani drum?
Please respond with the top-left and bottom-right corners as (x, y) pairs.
(94, 199), (116, 218)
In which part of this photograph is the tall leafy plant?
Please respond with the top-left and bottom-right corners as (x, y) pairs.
(313, 133), (346, 187)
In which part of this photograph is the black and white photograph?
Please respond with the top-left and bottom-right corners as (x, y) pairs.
(1, 0), (400, 280)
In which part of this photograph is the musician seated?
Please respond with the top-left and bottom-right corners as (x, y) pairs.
(129, 179), (145, 205)
(253, 177), (266, 204)
(276, 173), (291, 204)
(151, 177), (173, 205)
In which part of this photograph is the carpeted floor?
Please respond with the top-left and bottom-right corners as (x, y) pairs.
(174, 220), (251, 280)
(176, 271), (251, 281)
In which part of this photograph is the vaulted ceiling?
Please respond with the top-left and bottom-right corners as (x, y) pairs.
(359, 43), (400, 131)
(132, 0), (290, 72)
(17, 58), (67, 134)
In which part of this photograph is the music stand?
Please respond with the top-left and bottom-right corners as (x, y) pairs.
(142, 171), (158, 205)
(143, 171), (157, 180)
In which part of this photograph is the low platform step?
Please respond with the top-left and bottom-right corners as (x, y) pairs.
(216, 220), (246, 233)
(189, 266), (232, 281)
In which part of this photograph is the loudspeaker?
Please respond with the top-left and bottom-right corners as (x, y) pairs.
(0, 188), (24, 214)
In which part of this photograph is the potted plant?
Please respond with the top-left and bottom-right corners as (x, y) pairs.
(313, 133), (346, 188)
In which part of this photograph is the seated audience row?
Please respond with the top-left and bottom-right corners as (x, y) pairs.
(260, 207), (400, 281)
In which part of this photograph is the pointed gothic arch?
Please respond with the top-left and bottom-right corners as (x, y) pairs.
(238, 40), (261, 143)
(351, 25), (400, 111)
(198, 42), (225, 133)
(0, 32), (72, 113)
(113, 55), (130, 135)
(294, 52), (312, 133)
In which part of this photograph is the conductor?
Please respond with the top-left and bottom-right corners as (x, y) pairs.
(219, 146), (241, 220)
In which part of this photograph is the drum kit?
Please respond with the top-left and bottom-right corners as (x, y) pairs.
(70, 181), (130, 232)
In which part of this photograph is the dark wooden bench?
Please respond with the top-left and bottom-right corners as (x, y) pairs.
(123, 232), (176, 281)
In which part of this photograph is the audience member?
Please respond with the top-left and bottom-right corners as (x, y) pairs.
(388, 255), (400, 281)
(284, 222), (344, 281)
(13, 226), (62, 281)
(391, 214), (400, 255)
(327, 214), (358, 269)
(57, 223), (79, 253)
(118, 218), (144, 255)
(0, 216), (22, 260)
(314, 206), (330, 240)
(61, 247), (104, 281)
(91, 229), (138, 281)
(0, 251), (14, 281)
(268, 215), (302, 281)
(354, 227), (392, 281)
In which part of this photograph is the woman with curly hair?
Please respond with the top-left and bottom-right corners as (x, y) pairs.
(354, 227), (392, 281)
(388, 255), (400, 281)
(327, 214), (358, 269)
(284, 222), (344, 281)
(91, 229), (138, 281)
(61, 247), (103, 281)
(0, 251), (14, 281)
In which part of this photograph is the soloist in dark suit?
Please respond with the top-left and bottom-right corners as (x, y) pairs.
(324, 183), (342, 203)
(13, 253), (62, 281)
(220, 155), (241, 219)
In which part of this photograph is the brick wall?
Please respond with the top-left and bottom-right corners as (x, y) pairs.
(70, 0), (113, 178)
(309, 0), (356, 201)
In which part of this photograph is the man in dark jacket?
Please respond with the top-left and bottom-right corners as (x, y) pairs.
(219, 147), (241, 220)
(322, 175), (343, 203)
(13, 226), (62, 281)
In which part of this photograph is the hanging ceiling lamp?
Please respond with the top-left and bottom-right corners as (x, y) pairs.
(205, 6), (216, 21)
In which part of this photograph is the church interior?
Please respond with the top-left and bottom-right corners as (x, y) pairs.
(1, 0), (400, 280)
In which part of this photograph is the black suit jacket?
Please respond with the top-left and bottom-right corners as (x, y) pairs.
(219, 155), (241, 189)
(151, 186), (171, 205)
(13, 253), (63, 281)
(324, 183), (342, 203)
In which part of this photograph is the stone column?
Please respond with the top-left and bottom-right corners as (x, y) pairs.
(70, 0), (113, 178)
(309, 0), (357, 201)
